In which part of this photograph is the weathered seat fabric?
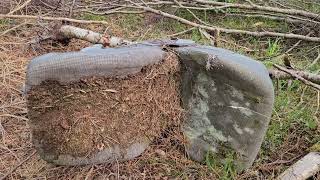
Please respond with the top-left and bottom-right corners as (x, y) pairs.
(25, 45), (165, 92)
(38, 140), (150, 166)
(176, 46), (274, 170)
(25, 40), (274, 169)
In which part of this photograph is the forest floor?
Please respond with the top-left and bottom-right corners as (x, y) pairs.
(0, 0), (320, 179)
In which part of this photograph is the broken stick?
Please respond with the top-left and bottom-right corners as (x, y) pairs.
(57, 25), (132, 47)
(273, 64), (320, 90)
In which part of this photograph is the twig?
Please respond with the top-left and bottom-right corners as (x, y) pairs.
(315, 91), (320, 115)
(245, 0), (255, 6)
(128, 4), (320, 42)
(68, 0), (76, 17)
(225, 13), (319, 26)
(297, 86), (308, 106)
(168, 3), (318, 25)
(0, 21), (29, 36)
(283, 32), (312, 54)
(171, 4), (230, 11)
(8, 0), (32, 15)
(0, 120), (5, 144)
(199, 28), (215, 46)
(268, 69), (320, 84)
(0, 114), (29, 121)
(309, 50), (320, 68)
(194, 0), (320, 21)
(166, 27), (195, 37)
(173, 0), (210, 26)
(285, 40), (303, 54)
(273, 64), (320, 90)
(0, 150), (37, 180)
(84, 166), (94, 180)
(0, 14), (109, 25)
(83, 9), (145, 15)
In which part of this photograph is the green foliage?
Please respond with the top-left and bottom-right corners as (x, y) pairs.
(205, 151), (218, 170)
(0, 19), (10, 30)
(221, 152), (237, 180)
(262, 61), (274, 68)
(266, 39), (281, 57)
(305, 118), (317, 130)
(262, 80), (319, 155)
(0, 19), (9, 25)
(309, 63), (320, 72)
(217, 16), (284, 31)
(176, 9), (197, 21)
(205, 151), (237, 179)
(191, 28), (202, 42)
(119, 14), (143, 32)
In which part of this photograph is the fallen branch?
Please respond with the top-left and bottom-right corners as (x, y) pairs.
(173, 0), (209, 26)
(193, 0), (320, 21)
(171, 1), (320, 26)
(225, 13), (320, 26)
(127, 3), (320, 42)
(0, 14), (109, 25)
(56, 25), (132, 47)
(273, 64), (320, 90)
(308, 51), (320, 68)
(65, 1), (318, 26)
(7, 0), (32, 15)
(268, 69), (320, 84)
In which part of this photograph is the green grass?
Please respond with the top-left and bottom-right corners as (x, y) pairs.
(261, 80), (319, 155)
(80, 13), (107, 21)
(117, 14), (143, 31)
(266, 38), (281, 57)
(205, 151), (237, 179)
(0, 19), (10, 30)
